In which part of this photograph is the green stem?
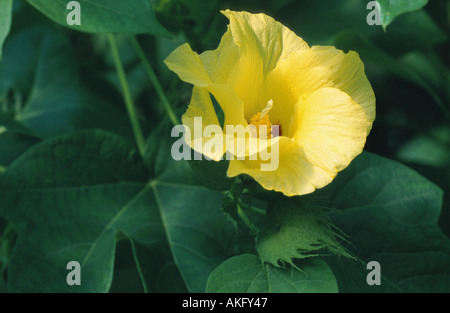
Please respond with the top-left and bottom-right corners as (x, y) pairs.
(107, 34), (146, 156)
(238, 201), (267, 216)
(128, 36), (179, 126)
(249, 205), (267, 216)
(237, 204), (259, 235)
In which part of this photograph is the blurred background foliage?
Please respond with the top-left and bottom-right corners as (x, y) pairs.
(0, 0), (448, 292)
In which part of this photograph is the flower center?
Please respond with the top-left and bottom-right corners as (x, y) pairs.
(249, 100), (273, 139)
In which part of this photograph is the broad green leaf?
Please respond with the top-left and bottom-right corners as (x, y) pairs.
(144, 121), (247, 292)
(27, 0), (171, 37)
(0, 0), (12, 59)
(0, 132), (40, 167)
(377, 0), (428, 30)
(317, 152), (450, 292)
(206, 254), (338, 293)
(0, 130), (156, 292)
(0, 129), (240, 292)
(0, 26), (132, 139)
(0, 118), (40, 166)
(151, 174), (240, 292)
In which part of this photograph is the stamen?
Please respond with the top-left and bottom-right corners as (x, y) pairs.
(249, 99), (274, 139)
(249, 124), (258, 138)
(260, 99), (273, 118)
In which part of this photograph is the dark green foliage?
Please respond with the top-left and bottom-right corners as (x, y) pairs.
(0, 0), (448, 293)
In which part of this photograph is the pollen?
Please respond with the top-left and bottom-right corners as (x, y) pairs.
(250, 100), (273, 139)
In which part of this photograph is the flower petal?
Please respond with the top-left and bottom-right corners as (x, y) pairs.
(261, 46), (375, 134)
(221, 10), (309, 121)
(182, 85), (257, 161)
(183, 86), (277, 161)
(207, 84), (247, 127)
(221, 10), (309, 72)
(199, 27), (240, 84)
(182, 87), (226, 161)
(164, 37), (247, 128)
(227, 136), (332, 196)
(291, 87), (370, 174)
(164, 43), (211, 87)
(164, 26), (239, 86)
(309, 46), (375, 131)
(227, 87), (370, 196)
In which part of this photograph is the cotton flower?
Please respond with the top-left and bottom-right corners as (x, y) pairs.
(165, 10), (375, 196)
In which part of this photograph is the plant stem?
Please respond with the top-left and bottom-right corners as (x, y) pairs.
(238, 201), (267, 216)
(249, 205), (267, 216)
(107, 34), (145, 156)
(128, 36), (179, 126)
(237, 204), (259, 235)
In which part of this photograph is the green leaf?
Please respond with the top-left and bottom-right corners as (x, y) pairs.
(256, 198), (351, 267)
(377, 0), (429, 30)
(318, 152), (450, 292)
(0, 129), (240, 292)
(27, 0), (171, 37)
(0, 118), (40, 166)
(143, 121), (246, 292)
(0, 130), (153, 292)
(206, 254), (338, 293)
(0, 132), (39, 167)
(0, 0), (12, 59)
(0, 26), (133, 139)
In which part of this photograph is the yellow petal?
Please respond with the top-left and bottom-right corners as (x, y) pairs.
(207, 84), (247, 128)
(181, 87), (226, 161)
(182, 85), (255, 161)
(259, 49), (320, 134)
(166, 10), (376, 198)
(222, 10), (282, 74)
(164, 43), (211, 87)
(227, 136), (332, 197)
(221, 10), (309, 72)
(260, 46), (375, 135)
(199, 27), (240, 84)
(227, 87), (370, 196)
(183, 86), (276, 161)
(292, 87), (370, 174)
(165, 40), (247, 129)
(163, 26), (240, 87)
(309, 46), (375, 132)
(221, 10), (309, 121)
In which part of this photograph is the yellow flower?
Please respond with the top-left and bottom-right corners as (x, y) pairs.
(164, 10), (375, 197)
